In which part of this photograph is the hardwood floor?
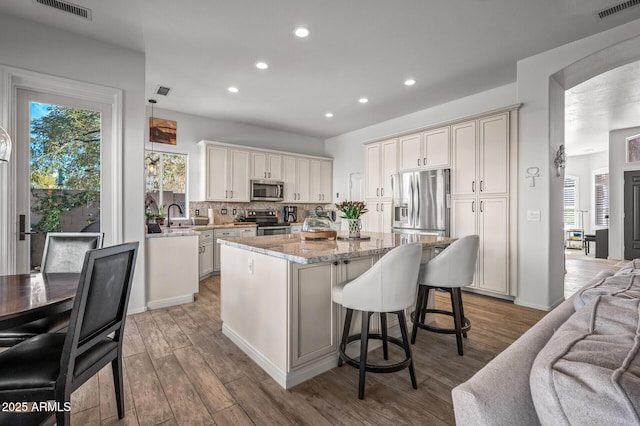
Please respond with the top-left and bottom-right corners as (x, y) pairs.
(564, 249), (625, 298)
(64, 276), (552, 426)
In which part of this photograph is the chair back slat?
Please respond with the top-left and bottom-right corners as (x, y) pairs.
(41, 232), (104, 274)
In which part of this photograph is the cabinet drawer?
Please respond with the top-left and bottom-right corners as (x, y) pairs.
(215, 229), (237, 239)
(199, 230), (214, 242)
(237, 227), (257, 237)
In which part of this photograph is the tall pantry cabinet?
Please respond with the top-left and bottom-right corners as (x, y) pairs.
(363, 139), (397, 233)
(450, 111), (516, 296)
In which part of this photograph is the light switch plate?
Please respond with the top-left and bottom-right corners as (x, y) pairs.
(527, 210), (541, 221)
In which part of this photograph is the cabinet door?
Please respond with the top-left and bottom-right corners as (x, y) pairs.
(309, 160), (322, 202)
(380, 201), (393, 233)
(451, 198), (478, 287)
(423, 127), (450, 168)
(282, 156), (297, 202)
(296, 158), (311, 202)
(380, 139), (397, 199)
(251, 152), (268, 179)
(213, 229), (237, 272)
(451, 121), (477, 196)
(478, 197), (508, 294)
(320, 160), (332, 203)
(268, 154), (282, 180)
(199, 242), (214, 278)
(399, 133), (422, 171)
(291, 262), (338, 368)
(205, 146), (228, 200)
(365, 143), (381, 199)
(337, 256), (380, 336)
(363, 204), (381, 233)
(229, 150), (250, 201)
(479, 114), (508, 195)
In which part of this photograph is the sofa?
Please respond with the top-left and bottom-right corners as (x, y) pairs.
(452, 260), (640, 426)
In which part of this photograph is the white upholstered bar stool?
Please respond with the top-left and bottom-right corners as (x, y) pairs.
(410, 235), (479, 356)
(332, 242), (423, 399)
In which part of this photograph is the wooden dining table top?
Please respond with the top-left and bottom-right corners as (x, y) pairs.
(0, 272), (80, 329)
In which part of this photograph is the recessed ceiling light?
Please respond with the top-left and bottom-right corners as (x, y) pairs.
(358, 97), (369, 104)
(256, 62), (269, 70)
(404, 78), (416, 86)
(227, 86), (239, 93)
(325, 112), (334, 118)
(294, 27), (310, 38)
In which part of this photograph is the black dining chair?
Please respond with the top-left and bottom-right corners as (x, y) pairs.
(0, 232), (103, 347)
(0, 242), (138, 426)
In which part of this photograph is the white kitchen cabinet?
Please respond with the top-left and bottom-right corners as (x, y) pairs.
(309, 159), (333, 203)
(398, 127), (450, 171)
(363, 201), (392, 233)
(452, 113), (508, 197)
(199, 230), (214, 279)
(213, 227), (257, 273)
(201, 143), (250, 201)
(251, 152), (282, 181)
(365, 139), (397, 200)
(284, 157), (311, 202)
(451, 196), (509, 295)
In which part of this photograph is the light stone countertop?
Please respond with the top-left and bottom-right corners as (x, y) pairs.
(218, 232), (455, 264)
(146, 222), (257, 238)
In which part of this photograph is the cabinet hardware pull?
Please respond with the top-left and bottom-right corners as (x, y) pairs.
(472, 181), (475, 193)
(230, 190), (233, 198)
(225, 190), (228, 198)
(268, 172), (271, 178)
(423, 157), (426, 165)
(343, 260), (350, 264)
(333, 261), (339, 266)
(480, 180), (484, 192)
(381, 203), (384, 211)
(376, 203), (379, 212)
(472, 201), (475, 213)
(417, 158), (421, 166)
(264, 172), (266, 178)
(381, 188), (384, 197)
(480, 201), (484, 212)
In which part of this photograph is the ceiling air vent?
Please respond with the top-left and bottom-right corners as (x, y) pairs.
(155, 86), (172, 96)
(33, 0), (92, 20)
(597, 0), (640, 19)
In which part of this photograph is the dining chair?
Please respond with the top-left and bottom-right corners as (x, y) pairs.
(332, 242), (423, 399)
(0, 241), (138, 426)
(0, 232), (103, 347)
(410, 234), (479, 355)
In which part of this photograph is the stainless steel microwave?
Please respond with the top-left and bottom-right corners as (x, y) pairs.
(250, 180), (284, 201)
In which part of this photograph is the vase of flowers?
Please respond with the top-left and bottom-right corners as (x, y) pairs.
(335, 200), (367, 238)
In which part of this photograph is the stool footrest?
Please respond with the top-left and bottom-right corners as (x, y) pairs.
(339, 333), (412, 374)
(412, 309), (471, 334)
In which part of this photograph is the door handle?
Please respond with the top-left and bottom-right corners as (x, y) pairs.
(19, 215), (37, 241)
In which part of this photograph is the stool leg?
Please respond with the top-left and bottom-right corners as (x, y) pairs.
(420, 287), (430, 324)
(457, 289), (468, 339)
(411, 285), (427, 344)
(358, 311), (370, 400)
(398, 310), (417, 389)
(451, 288), (464, 356)
(381, 312), (389, 360)
(339, 308), (353, 367)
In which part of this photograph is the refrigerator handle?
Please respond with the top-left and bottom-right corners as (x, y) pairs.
(415, 176), (420, 227)
(409, 174), (414, 227)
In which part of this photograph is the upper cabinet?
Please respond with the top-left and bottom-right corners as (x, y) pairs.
(451, 113), (508, 196)
(201, 144), (250, 201)
(251, 152), (282, 181)
(309, 160), (333, 203)
(398, 127), (450, 171)
(365, 138), (397, 200)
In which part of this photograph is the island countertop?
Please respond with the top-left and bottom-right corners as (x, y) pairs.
(217, 232), (455, 264)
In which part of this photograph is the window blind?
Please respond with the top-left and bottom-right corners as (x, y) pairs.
(594, 172), (609, 227)
(564, 177), (577, 227)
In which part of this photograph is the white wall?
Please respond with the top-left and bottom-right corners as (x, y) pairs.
(145, 107), (325, 201)
(516, 19), (640, 310)
(325, 83), (517, 201)
(0, 14), (147, 312)
(565, 151), (609, 234)
(610, 126), (640, 259)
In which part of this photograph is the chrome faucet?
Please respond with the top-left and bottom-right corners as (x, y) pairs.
(166, 203), (184, 227)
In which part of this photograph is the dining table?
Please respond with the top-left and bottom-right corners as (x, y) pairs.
(0, 272), (80, 329)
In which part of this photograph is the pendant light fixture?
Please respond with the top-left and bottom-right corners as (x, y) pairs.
(146, 99), (159, 176)
(0, 125), (12, 162)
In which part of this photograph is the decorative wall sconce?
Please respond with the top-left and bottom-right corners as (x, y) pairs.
(525, 166), (540, 187)
(553, 145), (566, 176)
(0, 125), (12, 162)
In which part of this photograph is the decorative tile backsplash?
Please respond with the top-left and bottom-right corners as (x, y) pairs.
(189, 201), (336, 224)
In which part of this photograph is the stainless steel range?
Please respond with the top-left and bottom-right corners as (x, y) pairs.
(243, 209), (291, 236)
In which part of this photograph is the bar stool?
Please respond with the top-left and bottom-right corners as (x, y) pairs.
(332, 242), (423, 399)
(410, 235), (479, 356)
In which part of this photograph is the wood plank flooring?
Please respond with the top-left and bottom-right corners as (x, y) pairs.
(564, 249), (626, 298)
(63, 275), (553, 426)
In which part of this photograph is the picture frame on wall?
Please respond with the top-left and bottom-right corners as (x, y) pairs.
(150, 117), (177, 145)
(627, 134), (640, 163)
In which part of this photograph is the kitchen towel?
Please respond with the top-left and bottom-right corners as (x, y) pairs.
(208, 208), (214, 225)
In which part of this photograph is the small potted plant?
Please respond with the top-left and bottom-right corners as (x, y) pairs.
(145, 204), (165, 226)
(335, 200), (368, 238)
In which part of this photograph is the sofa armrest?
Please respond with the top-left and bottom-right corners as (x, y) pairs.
(452, 297), (577, 426)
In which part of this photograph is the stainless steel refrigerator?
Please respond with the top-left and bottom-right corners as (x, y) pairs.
(392, 169), (450, 236)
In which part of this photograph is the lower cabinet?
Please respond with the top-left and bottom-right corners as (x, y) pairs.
(451, 196), (510, 295)
(362, 201), (392, 233)
(214, 227), (257, 273)
(199, 230), (214, 279)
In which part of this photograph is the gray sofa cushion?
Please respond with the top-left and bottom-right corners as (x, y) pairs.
(616, 259), (640, 276)
(573, 272), (639, 310)
(530, 295), (640, 426)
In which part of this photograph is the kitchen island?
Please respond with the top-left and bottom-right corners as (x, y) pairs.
(219, 232), (455, 389)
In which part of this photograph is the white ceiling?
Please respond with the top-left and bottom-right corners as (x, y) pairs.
(1, 0), (640, 140)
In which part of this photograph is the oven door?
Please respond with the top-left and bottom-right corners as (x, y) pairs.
(258, 226), (291, 236)
(251, 180), (284, 201)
